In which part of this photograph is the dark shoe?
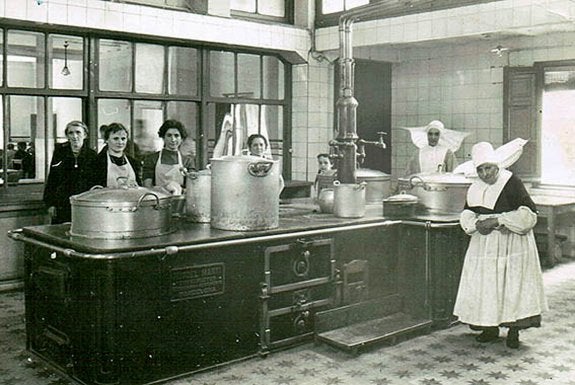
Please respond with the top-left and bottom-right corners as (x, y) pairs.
(506, 328), (519, 349)
(475, 327), (499, 342)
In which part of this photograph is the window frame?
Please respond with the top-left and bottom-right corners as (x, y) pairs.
(0, 22), (291, 198)
(230, 0), (293, 24)
(0, 27), (89, 194)
(315, 0), (373, 28)
(504, 59), (575, 187)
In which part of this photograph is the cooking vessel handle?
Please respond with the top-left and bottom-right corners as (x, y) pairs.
(116, 176), (129, 187)
(409, 175), (430, 190)
(89, 185), (104, 191)
(136, 192), (160, 211)
(248, 161), (274, 177)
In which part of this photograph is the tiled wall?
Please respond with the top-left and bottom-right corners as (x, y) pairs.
(0, 0), (310, 62)
(388, 30), (575, 178)
(291, 58), (334, 181)
(315, 0), (575, 52)
(390, 40), (507, 177)
(314, 0), (575, 180)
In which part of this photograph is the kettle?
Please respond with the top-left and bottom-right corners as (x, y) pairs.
(317, 188), (335, 213)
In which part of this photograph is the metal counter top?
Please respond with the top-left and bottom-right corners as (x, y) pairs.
(10, 203), (460, 257)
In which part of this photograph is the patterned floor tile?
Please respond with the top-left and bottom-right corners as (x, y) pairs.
(1, 262), (575, 385)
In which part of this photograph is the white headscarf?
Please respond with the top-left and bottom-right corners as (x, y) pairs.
(401, 120), (470, 152)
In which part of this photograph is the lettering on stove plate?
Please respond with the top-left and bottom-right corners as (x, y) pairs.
(170, 263), (225, 301)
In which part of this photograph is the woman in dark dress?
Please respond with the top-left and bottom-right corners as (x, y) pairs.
(43, 121), (97, 224)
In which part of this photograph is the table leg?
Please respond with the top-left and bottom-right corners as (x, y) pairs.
(547, 209), (556, 267)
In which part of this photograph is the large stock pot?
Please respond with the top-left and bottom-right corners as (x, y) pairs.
(70, 185), (174, 239)
(210, 155), (280, 231)
(356, 168), (392, 204)
(316, 169), (391, 204)
(398, 172), (473, 214)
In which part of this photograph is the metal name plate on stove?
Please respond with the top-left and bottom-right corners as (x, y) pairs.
(170, 263), (225, 301)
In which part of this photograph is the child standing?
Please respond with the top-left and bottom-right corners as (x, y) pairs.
(314, 153), (336, 199)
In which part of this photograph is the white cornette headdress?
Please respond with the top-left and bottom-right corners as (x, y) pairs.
(471, 142), (499, 167)
(453, 138), (529, 176)
(401, 120), (470, 152)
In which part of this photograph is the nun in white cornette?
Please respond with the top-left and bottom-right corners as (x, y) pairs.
(453, 142), (547, 349)
(403, 120), (469, 176)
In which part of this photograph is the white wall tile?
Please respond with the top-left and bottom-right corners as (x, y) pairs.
(47, 2), (67, 24)
(27, 0), (48, 22)
(5, 0), (26, 19)
(86, 0), (105, 10)
(69, 0), (87, 6)
(123, 12), (142, 33)
(68, 5), (87, 27)
(104, 10), (123, 30)
(85, 8), (105, 29)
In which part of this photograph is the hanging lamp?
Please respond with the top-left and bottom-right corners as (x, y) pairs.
(61, 41), (71, 76)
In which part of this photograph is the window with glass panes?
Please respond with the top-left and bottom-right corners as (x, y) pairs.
(0, 29), (85, 190)
(0, 26), (290, 196)
(230, 0), (291, 23)
(206, 50), (286, 164)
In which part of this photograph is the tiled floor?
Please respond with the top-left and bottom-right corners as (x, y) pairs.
(1, 261), (575, 385)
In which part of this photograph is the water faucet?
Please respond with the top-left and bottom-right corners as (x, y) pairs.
(356, 132), (387, 167)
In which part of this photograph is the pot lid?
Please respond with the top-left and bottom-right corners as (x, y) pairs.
(403, 172), (474, 185)
(356, 168), (391, 180)
(384, 191), (419, 203)
(186, 168), (211, 177)
(71, 186), (171, 203)
(210, 155), (277, 163)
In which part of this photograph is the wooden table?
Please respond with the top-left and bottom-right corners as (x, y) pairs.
(531, 195), (575, 266)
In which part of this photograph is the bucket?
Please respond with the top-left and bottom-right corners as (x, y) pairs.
(333, 180), (366, 218)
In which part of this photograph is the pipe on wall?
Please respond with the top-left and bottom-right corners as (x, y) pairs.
(334, 0), (503, 184)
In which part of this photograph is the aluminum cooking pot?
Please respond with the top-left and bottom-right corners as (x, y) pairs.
(398, 172), (473, 214)
(382, 191), (419, 218)
(70, 185), (174, 239)
(333, 180), (366, 218)
(210, 155), (280, 231)
(356, 168), (392, 204)
(185, 169), (211, 223)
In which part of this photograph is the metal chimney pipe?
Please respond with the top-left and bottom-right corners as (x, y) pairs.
(333, 0), (503, 184)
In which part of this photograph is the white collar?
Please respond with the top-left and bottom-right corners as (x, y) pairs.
(466, 169), (512, 209)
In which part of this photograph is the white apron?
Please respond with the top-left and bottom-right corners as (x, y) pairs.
(454, 178), (548, 326)
(155, 150), (184, 187)
(106, 153), (136, 188)
(419, 145), (448, 173)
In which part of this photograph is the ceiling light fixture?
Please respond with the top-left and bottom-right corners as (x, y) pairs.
(61, 41), (70, 76)
(490, 45), (510, 57)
